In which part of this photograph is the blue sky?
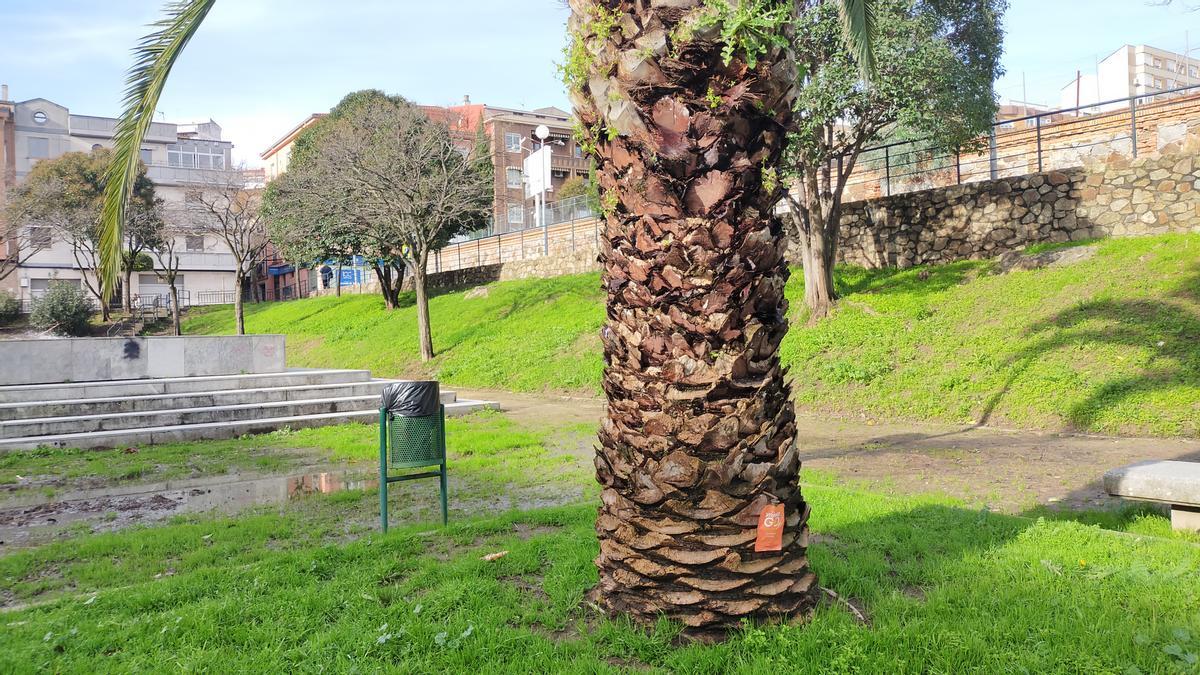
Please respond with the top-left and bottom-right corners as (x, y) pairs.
(1, 1), (1198, 166)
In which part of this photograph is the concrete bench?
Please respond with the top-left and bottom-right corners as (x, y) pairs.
(1104, 460), (1200, 531)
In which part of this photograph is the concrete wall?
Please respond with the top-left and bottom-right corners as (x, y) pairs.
(0, 335), (286, 386)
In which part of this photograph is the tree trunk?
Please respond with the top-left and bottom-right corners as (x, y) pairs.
(372, 262), (403, 310)
(570, 0), (814, 638)
(335, 262), (342, 297)
(123, 267), (134, 316)
(169, 283), (181, 336)
(234, 274), (245, 335)
(412, 254), (433, 361)
(797, 225), (836, 321)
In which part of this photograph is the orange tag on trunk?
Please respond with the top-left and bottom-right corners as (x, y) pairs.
(754, 504), (785, 552)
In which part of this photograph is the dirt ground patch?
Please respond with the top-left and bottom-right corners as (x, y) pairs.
(456, 390), (1200, 513)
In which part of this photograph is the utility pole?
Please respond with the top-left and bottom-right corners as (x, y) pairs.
(1022, 72), (1028, 118)
(1080, 69), (1089, 117)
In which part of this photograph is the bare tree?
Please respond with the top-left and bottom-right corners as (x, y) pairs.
(269, 91), (490, 359)
(149, 213), (190, 336)
(121, 198), (165, 314)
(186, 167), (269, 334)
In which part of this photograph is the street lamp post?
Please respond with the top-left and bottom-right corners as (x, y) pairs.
(533, 124), (549, 254)
(519, 124), (563, 256)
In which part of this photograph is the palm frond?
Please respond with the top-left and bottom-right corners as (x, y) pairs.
(838, 0), (877, 80)
(98, 0), (215, 299)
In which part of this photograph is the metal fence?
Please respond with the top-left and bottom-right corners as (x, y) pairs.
(426, 194), (600, 275)
(844, 83), (1200, 201)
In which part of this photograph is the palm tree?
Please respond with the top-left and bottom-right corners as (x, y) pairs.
(99, 0), (875, 637)
(568, 0), (873, 636)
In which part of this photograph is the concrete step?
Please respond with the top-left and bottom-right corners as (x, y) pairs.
(0, 369), (372, 404)
(0, 399), (497, 451)
(0, 381), (458, 421)
(2, 395), (386, 437)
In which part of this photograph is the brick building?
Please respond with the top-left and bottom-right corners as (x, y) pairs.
(264, 97), (593, 241)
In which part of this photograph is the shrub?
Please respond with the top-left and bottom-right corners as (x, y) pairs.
(0, 291), (19, 325)
(30, 283), (93, 336)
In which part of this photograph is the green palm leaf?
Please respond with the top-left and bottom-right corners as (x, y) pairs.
(838, 0), (877, 78)
(98, 0), (215, 299)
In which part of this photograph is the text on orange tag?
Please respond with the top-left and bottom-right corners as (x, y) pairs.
(754, 504), (785, 552)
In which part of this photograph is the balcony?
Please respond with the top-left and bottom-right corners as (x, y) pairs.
(145, 163), (235, 187)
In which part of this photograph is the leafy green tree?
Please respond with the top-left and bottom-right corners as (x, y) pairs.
(30, 282), (93, 336)
(0, 292), (20, 325)
(782, 0), (1005, 319)
(8, 149), (158, 320)
(556, 175), (589, 201)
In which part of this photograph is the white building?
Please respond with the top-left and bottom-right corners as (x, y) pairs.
(0, 92), (241, 307)
(1060, 44), (1200, 111)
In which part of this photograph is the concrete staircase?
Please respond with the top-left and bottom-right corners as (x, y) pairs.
(0, 369), (494, 451)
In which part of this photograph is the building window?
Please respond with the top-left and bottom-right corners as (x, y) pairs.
(505, 132), (522, 153)
(185, 235), (204, 252)
(168, 143), (226, 169)
(506, 167), (522, 188)
(28, 137), (49, 159)
(32, 111), (48, 125)
(140, 149), (153, 164)
(29, 226), (51, 248)
(573, 145), (583, 158)
(507, 205), (524, 225)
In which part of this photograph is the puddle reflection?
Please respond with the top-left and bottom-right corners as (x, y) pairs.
(0, 470), (377, 548)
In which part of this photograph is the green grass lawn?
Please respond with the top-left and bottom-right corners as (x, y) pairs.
(2, 479), (1198, 672)
(4, 408), (1198, 671)
(184, 234), (1200, 437)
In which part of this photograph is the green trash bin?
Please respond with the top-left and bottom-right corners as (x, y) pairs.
(379, 381), (447, 532)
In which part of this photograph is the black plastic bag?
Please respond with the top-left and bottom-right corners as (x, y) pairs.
(381, 381), (440, 417)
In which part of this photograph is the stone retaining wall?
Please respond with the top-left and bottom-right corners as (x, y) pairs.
(835, 136), (1200, 268)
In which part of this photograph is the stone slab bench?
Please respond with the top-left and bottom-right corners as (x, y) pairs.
(1104, 460), (1200, 531)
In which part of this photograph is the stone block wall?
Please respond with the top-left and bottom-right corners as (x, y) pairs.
(498, 248), (601, 281)
(835, 137), (1200, 269)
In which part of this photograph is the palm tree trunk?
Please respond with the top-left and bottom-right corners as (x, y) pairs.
(571, 0), (815, 636)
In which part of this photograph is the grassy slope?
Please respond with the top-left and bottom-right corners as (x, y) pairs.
(184, 274), (606, 393)
(184, 234), (1200, 436)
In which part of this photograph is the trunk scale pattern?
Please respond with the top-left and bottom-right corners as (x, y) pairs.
(568, 0), (817, 636)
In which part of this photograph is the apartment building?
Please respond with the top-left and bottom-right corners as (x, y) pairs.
(479, 104), (589, 234)
(260, 113), (325, 182)
(1, 86), (15, 216)
(1060, 44), (1200, 111)
(0, 88), (241, 306)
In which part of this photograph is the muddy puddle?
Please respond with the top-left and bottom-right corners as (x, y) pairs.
(0, 469), (377, 548)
